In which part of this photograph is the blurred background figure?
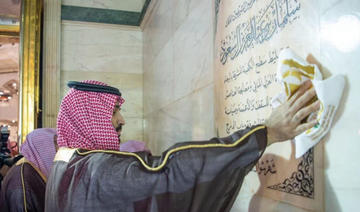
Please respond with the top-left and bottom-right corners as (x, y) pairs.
(0, 128), (57, 212)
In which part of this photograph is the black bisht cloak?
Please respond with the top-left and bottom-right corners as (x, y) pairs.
(45, 125), (267, 212)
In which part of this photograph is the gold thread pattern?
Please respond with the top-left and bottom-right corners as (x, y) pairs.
(76, 125), (266, 172)
(16, 158), (47, 183)
(20, 163), (28, 212)
(283, 59), (315, 77)
(282, 59), (316, 98)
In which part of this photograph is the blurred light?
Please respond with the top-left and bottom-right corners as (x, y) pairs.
(7, 96), (12, 100)
(0, 91), (3, 95)
(12, 82), (16, 87)
(321, 15), (360, 52)
(12, 120), (16, 123)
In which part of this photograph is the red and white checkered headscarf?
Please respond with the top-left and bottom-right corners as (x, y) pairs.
(57, 80), (124, 150)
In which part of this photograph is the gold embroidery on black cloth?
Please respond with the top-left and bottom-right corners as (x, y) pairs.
(76, 125), (266, 172)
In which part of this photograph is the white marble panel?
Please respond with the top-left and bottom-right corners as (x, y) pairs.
(143, 112), (162, 153)
(144, 84), (216, 155)
(142, 0), (360, 211)
(142, 0), (216, 160)
(318, 0), (360, 211)
(142, 36), (154, 72)
(142, 0), (174, 61)
(62, 0), (146, 12)
(231, 193), (308, 212)
(144, 0), (214, 114)
(172, 1), (214, 100)
(120, 88), (143, 119)
(121, 117), (144, 143)
(230, 172), (310, 211)
(143, 39), (174, 115)
(62, 22), (142, 74)
(172, 0), (209, 33)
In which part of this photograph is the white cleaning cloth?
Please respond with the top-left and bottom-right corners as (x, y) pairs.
(272, 48), (345, 158)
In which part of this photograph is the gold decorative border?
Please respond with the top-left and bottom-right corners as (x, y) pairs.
(16, 157), (47, 182)
(0, 25), (20, 37)
(76, 125), (266, 172)
(20, 162), (28, 212)
(19, 0), (43, 143)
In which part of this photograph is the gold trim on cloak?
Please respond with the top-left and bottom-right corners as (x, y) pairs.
(18, 156), (46, 212)
(54, 126), (266, 172)
(16, 157), (47, 182)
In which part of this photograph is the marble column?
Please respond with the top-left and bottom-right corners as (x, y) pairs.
(42, 0), (61, 128)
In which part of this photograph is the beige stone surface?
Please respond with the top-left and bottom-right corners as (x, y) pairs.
(61, 21), (143, 141)
(143, 0), (216, 153)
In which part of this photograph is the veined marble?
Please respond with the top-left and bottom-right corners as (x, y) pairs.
(144, 84), (215, 155)
(142, 0), (173, 62)
(144, 0), (360, 211)
(121, 117), (144, 143)
(59, 0), (360, 210)
(319, 0), (360, 211)
(62, 22), (142, 74)
(143, 39), (174, 115)
(61, 21), (144, 142)
(143, 0), (215, 114)
(173, 21), (213, 101)
(143, 0), (216, 153)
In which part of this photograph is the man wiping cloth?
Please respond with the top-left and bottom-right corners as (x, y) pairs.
(273, 48), (345, 158)
(45, 79), (319, 212)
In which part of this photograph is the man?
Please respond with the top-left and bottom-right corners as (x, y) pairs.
(0, 128), (57, 212)
(46, 80), (319, 212)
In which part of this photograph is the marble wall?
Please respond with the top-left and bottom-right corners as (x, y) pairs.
(227, 0), (360, 211)
(142, 0), (216, 154)
(61, 21), (143, 142)
(236, 1), (360, 211)
(143, 0), (360, 211)
(320, 0), (360, 211)
(59, 0), (359, 210)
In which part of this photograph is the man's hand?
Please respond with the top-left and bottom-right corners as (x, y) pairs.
(265, 80), (320, 145)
